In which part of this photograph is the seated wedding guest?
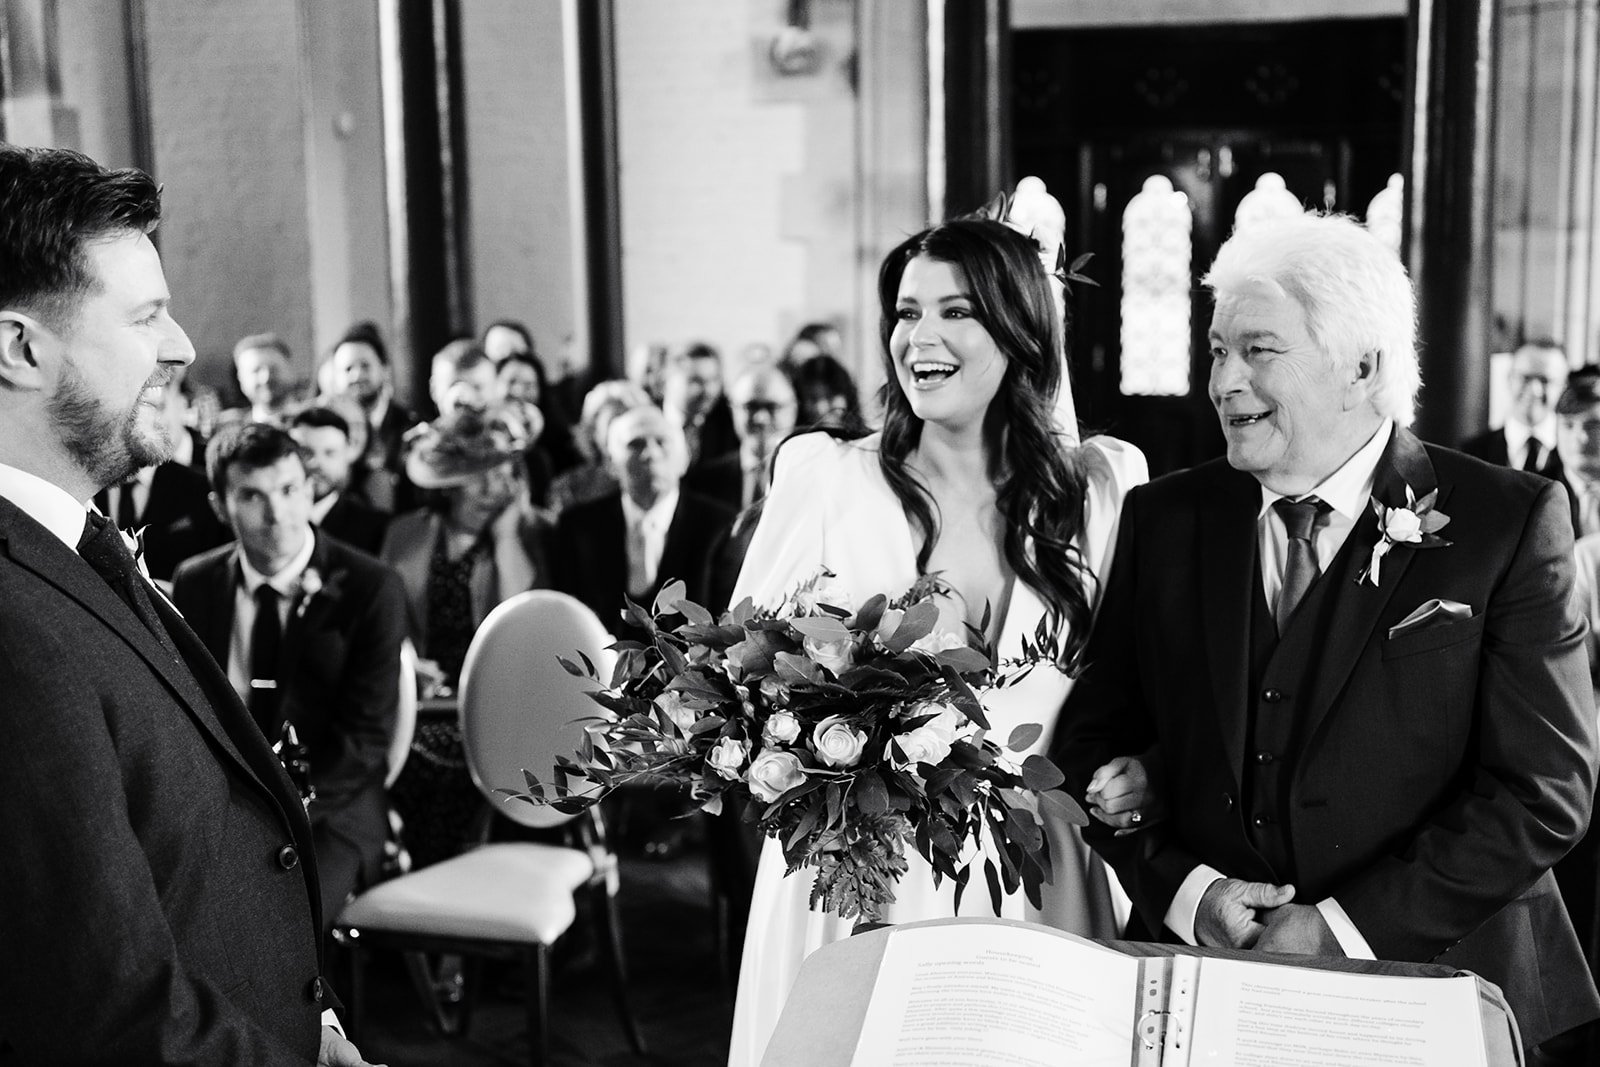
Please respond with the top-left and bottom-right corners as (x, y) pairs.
(496, 350), (584, 486)
(173, 422), (407, 934)
(481, 317), (536, 365)
(228, 332), (301, 426)
(0, 143), (374, 1064)
(380, 405), (548, 688)
(428, 338), (498, 419)
(662, 341), (738, 466)
(159, 371), (207, 470)
(551, 404), (734, 632)
(780, 320), (843, 367)
(686, 363), (798, 515)
(1462, 338), (1572, 481)
(289, 406), (389, 556)
(1055, 212), (1599, 1064)
(792, 353), (868, 433)
(1556, 366), (1600, 538)
(95, 458), (229, 587)
(329, 320), (419, 512)
(547, 379), (653, 514)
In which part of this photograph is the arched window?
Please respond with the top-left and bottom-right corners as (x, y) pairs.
(1233, 172), (1303, 232)
(1120, 175), (1191, 396)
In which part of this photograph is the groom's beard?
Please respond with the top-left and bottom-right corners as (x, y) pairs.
(51, 362), (174, 489)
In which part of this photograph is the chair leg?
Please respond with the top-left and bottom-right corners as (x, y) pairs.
(456, 953), (485, 1038)
(596, 881), (647, 1054)
(402, 950), (456, 1036)
(525, 943), (550, 1067)
(345, 942), (366, 1044)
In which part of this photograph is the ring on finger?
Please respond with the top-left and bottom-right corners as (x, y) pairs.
(1129, 810), (1143, 825)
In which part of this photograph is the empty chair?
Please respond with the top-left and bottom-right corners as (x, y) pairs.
(334, 591), (642, 1066)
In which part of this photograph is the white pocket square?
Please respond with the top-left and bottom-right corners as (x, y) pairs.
(1388, 598), (1473, 640)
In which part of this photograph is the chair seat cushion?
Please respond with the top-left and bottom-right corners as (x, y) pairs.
(337, 842), (595, 944)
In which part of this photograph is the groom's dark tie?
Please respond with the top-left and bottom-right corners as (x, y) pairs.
(1274, 496), (1330, 633)
(77, 511), (177, 657)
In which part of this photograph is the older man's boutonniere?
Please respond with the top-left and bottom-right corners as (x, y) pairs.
(1357, 486), (1452, 587)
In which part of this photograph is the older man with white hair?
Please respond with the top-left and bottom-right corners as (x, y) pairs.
(550, 404), (734, 631)
(1054, 212), (1600, 1064)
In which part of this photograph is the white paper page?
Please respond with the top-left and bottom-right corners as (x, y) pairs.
(849, 922), (1142, 1067)
(1183, 958), (1487, 1067)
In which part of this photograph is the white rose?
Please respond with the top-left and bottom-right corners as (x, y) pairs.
(747, 751), (807, 802)
(909, 630), (967, 656)
(893, 724), (955, 769)
(812, 714), (868, 769)
(794, 582), (855, 615)
(654, 690), (698, 732)
(803, 635), (855, 675)
(1384, 508), (1423, 543)
(763, 709), (802, 745)
(874, 607), (905, 645)
(707, 737), (749, 780)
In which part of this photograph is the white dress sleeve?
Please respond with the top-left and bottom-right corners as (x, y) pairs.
(1076, 435), (1149, 608)
(730, 432), (842, 609)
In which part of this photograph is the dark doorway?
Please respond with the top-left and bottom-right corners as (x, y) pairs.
(1014, 18), (1407, 475)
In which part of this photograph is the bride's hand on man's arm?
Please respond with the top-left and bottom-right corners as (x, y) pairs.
(1085, 750), (1166, 836)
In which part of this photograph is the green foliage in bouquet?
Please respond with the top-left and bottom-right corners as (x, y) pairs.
(505, 571), (1087, 923)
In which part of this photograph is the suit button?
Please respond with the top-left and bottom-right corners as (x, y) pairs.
(1262, 688), (1283, 703)
(1253, 814), (1275, 827)
(276, 845), (299, 870)
(1222, 793), (1234, 811)
(1255, 751), (1274, 764)
(307, 976), (325, 1004)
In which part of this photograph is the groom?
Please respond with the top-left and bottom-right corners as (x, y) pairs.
(1054, 212), (1600, 1059)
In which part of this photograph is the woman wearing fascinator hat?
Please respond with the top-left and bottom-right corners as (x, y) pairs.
(727, 179), (1155, 1064)
(379, 402), (551, 693)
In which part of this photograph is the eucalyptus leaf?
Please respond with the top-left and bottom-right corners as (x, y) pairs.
(1021, 754), (1066, 792)
(855, 772), (889, 815)
(774, 652), (825, 685)
(885, 601), (940, 651)
(1006, 722), (1043, 751)
(936, 645), (992, 673)
(789, 615), (853, 642)
(1038, 788), (1090, 827)
(852, 593), (887, 632)
(652, 579), (688, 616)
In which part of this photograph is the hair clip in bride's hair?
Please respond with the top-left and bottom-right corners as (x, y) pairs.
(970, 177), (1098, 293)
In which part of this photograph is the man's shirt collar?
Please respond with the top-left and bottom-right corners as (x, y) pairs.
(1258, 420), (1394, 521)
(237, 526), (317, 598)
(0, 461), (97, 549)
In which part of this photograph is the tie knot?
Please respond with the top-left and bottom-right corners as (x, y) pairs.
(78, 511), (136, 581)
(254, 583), (281, 608)
(1273, 496), (1329, 541)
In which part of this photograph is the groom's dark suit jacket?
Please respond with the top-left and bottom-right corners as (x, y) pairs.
(1055, 427), (1600, 1049)
(0, 495), (327, 1063)
(173, 531), (407, 927)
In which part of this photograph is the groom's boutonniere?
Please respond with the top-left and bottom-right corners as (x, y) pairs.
(1357, 486), (1452, 587)
(121, 525), (151, 581)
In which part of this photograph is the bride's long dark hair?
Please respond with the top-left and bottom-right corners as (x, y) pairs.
(874, 217), (1094, 668)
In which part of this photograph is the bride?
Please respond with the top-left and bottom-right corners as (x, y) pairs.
(725, 185), (1150, 1066)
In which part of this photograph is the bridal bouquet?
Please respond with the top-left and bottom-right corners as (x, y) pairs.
(507, 571), (1084, 923)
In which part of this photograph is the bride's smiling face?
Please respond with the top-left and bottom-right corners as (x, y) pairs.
(890, 255), (1008, 432)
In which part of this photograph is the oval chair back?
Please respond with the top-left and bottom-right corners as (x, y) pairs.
(458, 590), (615, 831)
(386, 637), (420, 789)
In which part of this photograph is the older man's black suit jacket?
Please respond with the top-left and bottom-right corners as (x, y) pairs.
(173, 531), (407, 927)
(551, 489), (734, 629)
(1054, 427), (1600, 1050)
(0, 495), (327, 1063)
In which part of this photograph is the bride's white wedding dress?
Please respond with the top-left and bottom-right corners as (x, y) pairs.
(725, 430), (1148, 1067)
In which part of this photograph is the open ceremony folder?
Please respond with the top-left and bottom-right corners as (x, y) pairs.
(762, 917), (1520, 1067)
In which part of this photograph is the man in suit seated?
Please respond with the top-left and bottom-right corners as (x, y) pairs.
(227, 332), (302, 427)
(552, 404), (734, 631)
(429, 338), (499, 419)
(694, 364), (799, 614)
(289, 406), (389, 556)
(94, 454), (229, 586)
(0, 143), (374, 1065)
(662, 341), (739, 467)
(328, 320), (418, 513)
(174, 422), (408, 934)
(1055, 212), (1599, 1064)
